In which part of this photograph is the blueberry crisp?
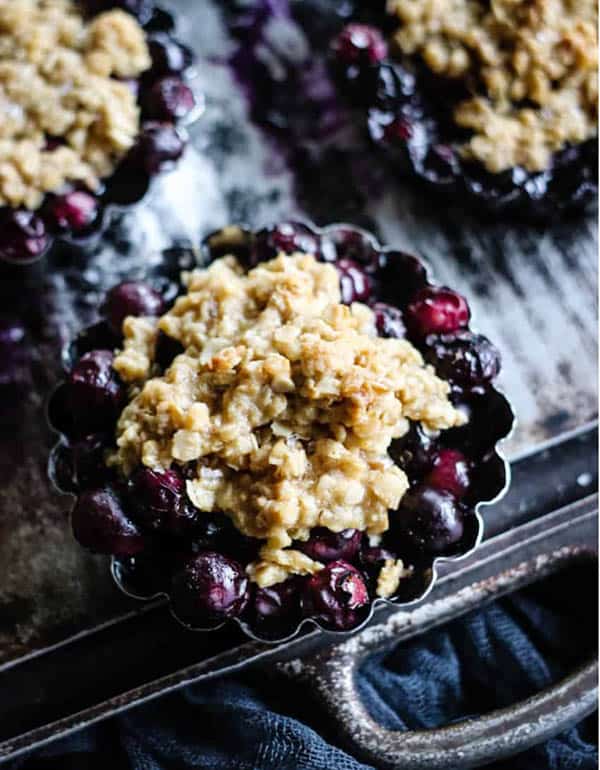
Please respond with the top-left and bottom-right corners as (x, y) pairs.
(0, 0), (197, 264)
(49, 223), (512, 638)
(331, 1), (598, 216)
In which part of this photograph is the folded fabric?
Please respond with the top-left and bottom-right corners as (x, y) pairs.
(10, 567), (597, 770)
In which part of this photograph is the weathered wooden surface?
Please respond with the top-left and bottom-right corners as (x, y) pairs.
(0, 0), (596, 667)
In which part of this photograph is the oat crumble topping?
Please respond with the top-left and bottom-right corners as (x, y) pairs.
(111, 253), (464, 586)
(376, 558), (413, 598)
(0, 0), (150, 208)
(387, 0), (598, 172)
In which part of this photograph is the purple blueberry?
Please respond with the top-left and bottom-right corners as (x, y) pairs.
(67, 350), (125, 431)
(148, 33), (193, 75)
(405, 286), (470, 338)
(44, 191), (99, 233)
(171, 551), (249, 624)
(337, 259), (372, 304)
(424, 331), (501, 387)
(102, 280), (165, 335)
(251, 579), (301, 628)
(251, 223), (321, 265)
(0, 209), (49, 263)
(425, 448), (471, 498)
(389, 422), (437, 478)
(130, 121), (186, 175)
(394, 486), (464, 554)
(302, 560), (369, 630)
(331, 24), (388, 68)
(372, 302), (406, 338)
(129, 467), (189, 533)
(142, 76), (196, 121)
(330, 227), (378, 268)
(72, 486), (145, 556)
(297, 528), (362, 563)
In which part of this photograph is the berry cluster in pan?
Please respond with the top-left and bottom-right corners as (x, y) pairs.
(0, 1), (199, 266)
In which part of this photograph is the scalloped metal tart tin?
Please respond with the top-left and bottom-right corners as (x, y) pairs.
(0, 1), (203, 267)
(48, 221), (514, 642)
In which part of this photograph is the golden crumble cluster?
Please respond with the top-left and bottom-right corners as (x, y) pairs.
(111, 253), (464, 587)
(387, 0), (598, 173)
(0, 0), (151, 208)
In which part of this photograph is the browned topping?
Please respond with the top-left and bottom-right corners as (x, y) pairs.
(388, 0), (598, 172)
(111, 254), (464, 585)
(0, 0), (150, 208)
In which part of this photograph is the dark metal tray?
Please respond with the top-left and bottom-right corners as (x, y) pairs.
(0, 0), (597, 764)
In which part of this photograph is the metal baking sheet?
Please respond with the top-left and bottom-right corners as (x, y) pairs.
(0, 0), (597, 703)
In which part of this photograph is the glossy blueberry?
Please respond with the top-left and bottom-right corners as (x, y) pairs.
(405, 286), (470, 338)
(389, 422), (437, 479)
(142, 76), (196, 121)
(102, 281), (165, 335)
(337, 259), (372, 304)
(302, 560), (369, 630)
(424, 331), (501, 387)
(130, 122), (186, 175)
(394, 486), (464, 554)
(148, 33), (193, 75)
(129, 467), (189, 533)
(330, 227), (378, 268)
(0, 209), (49, 264)
(72, 486), (145, 556)
(372, 302), (406, 338)
(425, 448), (471, 498)
(251, 579), (301, 628)
(171, 551), (249, 624)
(251, 223), (321, 266)
(67, 350), (125, 431)
(297, 528), (362, 563)
(44, 191), (99, 233)
(331, 24), (388, 68)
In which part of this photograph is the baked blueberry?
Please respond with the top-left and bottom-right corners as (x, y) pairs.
(171, 552), (249, 625)
(72, 486), (145, 556)
(0, 209), (49, 264)
(67, 350), (126, 432)
(393, 485), (465, 555)
(423, 331), (501, 388)
(302, 560), (369, 630)
(102, 281), (165, 335)
(297, 528), (363, 563)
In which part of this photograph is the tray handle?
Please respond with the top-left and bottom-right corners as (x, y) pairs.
(280, 540), (598, 769)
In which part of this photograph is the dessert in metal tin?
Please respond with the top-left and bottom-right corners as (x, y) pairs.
(0, 0), (199, 265)
(48, 222), (513, 640)
(330, 0), (598, 218)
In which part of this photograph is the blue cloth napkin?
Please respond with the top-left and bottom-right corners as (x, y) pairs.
(11, 569), (597, 770)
